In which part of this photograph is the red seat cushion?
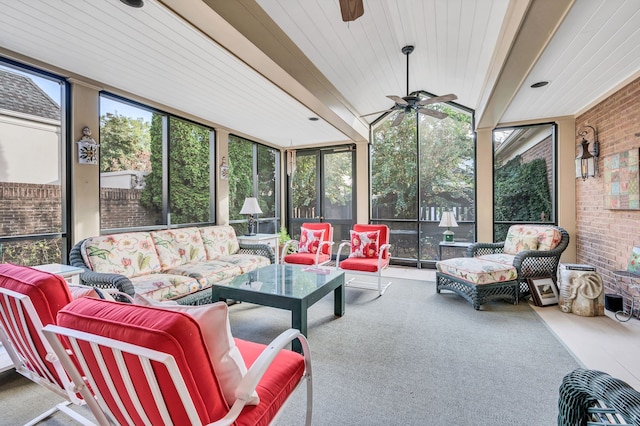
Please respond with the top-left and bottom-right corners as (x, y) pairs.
(339, 257), (388, 273)
(234, 338), (306, 426)
(283, 252), (331, 266)
(56, 298), (228, 424)
(0, 263), (73, 387)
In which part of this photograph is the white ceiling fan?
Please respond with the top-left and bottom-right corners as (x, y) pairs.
(361, 45), (458, 126)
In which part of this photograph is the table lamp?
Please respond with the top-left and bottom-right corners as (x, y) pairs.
(438, 211), (458, 242)
(239, 197), (263, 236)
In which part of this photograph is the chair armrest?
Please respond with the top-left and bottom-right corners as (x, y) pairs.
(513, 248), (564, 280)
(281, 240), (299, 260)
(238, 243), (275, 264)
(315, 241), (334, 264)
(233, 329), (311, 403)
(468, 242), (505, 257)
(77, 270), (136, 299)
(335, 241), (351, 267)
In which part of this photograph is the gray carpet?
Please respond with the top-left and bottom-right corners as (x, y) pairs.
(0, 278), (580, 425)
(229, 278), (581, 425)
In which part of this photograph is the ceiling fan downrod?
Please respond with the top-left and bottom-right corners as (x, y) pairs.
(402, 45), (414, 96)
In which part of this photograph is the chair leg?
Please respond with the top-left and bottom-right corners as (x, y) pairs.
(23, 401), (96, 426)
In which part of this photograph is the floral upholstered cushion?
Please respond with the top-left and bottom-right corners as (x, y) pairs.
(503, 225), (562, 253)
(503, 234), (539, 255)
(298, 227), (324, 254)
(81, 232), (161, 277)
(130, 273), (203, 301)
(166, 261), (242, 287)
(349, 230), (379, 258)
(216, 254), (271, 273)
(436, 257), (517, 285)
(200, 225), (241, 259)
(151, 227), (207, 270)
(477, 253), (516, 265)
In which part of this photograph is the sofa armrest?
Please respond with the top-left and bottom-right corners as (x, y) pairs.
(468, 242), (505, 257)
(238, 243), (275, 264)
(69, 238), (135, 298)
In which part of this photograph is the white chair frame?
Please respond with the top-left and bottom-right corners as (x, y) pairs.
(0, 287), (96, 426)
(42, 324), (313, 426)
(335, 242), (392, 296)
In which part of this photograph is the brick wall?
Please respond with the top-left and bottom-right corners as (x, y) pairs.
(100, 188), (160, 230)
(0, 182), (61, 235)
(575, 76), (640, 304)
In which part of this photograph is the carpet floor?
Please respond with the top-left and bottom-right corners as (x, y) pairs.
(0, 278), (580, 425)
(229, 278), (580, 425)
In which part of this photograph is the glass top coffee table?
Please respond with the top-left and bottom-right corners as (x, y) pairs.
(213, 264), (345, 352)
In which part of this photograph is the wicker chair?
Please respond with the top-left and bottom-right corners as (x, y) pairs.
(558, 368), (640, 425)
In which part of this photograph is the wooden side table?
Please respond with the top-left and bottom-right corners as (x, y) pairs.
(237, 233), (280, 264)
(33, 263), (84, 284)
(438, 242), (473, 261)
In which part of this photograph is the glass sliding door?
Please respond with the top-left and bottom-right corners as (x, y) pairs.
(288, 146), (355, 246)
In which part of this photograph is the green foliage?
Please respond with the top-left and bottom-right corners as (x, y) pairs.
(494, 155), (551, 228)
(371, 107), (474, 219)
(278, 225), (291, 244)
(0, 239), (61, 266)
(142, 116), (211, 224)
(99, 112), (151, 172)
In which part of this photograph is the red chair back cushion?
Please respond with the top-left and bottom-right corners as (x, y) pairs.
(56, 298), (228, 425)
(301, 223), (332, 255)
(0, 263), (73, 386)
(353, 224), (389, 258)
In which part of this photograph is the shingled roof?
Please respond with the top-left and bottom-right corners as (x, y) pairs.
(0, 68), (60, 120)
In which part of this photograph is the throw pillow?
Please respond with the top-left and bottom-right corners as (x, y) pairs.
(133, 294), (259, 406)
(298, 228), (324, 254)
(628, 247), (640, 274)
(504, 234), (539, 255)
(349, 230), (380, 258)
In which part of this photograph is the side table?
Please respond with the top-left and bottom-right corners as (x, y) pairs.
(33, 263), (84, 284)
(438, 242), (473, 261)
(237, 233), (280, 264)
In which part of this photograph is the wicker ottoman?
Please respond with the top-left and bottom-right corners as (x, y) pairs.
(436, 257), (520, 310)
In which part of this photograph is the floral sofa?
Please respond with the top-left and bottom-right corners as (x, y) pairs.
(435, 225), (569, 310)
(69, 225), (274, 305)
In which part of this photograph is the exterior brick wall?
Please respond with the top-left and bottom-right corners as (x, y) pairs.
(575, 76), (640, 308)
(0, 182), (61, 235)
(100, 188), (160, 230)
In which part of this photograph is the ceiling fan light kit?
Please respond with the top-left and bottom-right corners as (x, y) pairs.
(361, 45), (457, 126)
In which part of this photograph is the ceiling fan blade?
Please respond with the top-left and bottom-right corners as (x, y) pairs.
(417, 93), (458, 106)
(360, 108), (395, 118)
(417, 108), (448, 119)
(339, 0), (364, 22)
(391, 111), (406, 127)
(386, 95), (408, 106)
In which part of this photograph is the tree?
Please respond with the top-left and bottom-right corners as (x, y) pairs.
(99, 112), (151, 172)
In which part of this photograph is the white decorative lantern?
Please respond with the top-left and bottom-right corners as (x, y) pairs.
(77, 126), (99, 165)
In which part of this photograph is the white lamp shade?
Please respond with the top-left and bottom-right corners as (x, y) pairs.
(239, 197), (263, 215)
(438, 211), (458, 228)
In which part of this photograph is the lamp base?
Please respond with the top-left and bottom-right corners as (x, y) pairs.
(244, 232), (257, 236)
(443, 230), (454, 242)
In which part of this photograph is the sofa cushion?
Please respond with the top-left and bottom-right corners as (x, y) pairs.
(151, 228), (207, 270)
(129, 273), (203, 302)
(349, 230), (379, 259)
(81, 232), (161, 277)
(504, 234), (539, 255)
(436, 257), (517, 285)
(215, 254), (271, 274)
(200, 225), (241, 259)
(166, 261), (242, 288)
(477, 253), (516, 266)
(339, 257), (388, 273)
(298, 227), (324, 254)
(56, 298), (229, 424)
(504, 225), (562, 252)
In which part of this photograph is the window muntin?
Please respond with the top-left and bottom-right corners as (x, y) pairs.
(493, 123), (556, 241)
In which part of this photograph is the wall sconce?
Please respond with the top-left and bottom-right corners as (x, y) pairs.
(77, 126), (99, 165)
(239, 197), (263, 236)
(438, 211), (458, 242)
(575, 125), (599, 180)
(219, 156), (229, 180)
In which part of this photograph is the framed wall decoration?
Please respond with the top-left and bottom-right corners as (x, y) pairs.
(527, 277), (559, 307)
(76, 126), (99, 165)
(603, 148), (640, 210)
